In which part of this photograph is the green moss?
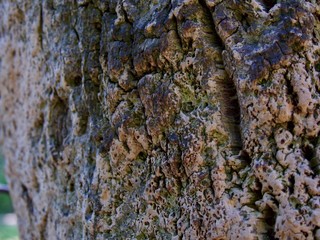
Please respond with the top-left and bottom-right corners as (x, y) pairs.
(212, 131), (228, 146)
(257, 78), (272, 88)
(136, 232), (147, 240)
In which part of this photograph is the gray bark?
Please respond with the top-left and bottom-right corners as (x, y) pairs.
(0, 0), (320, 239)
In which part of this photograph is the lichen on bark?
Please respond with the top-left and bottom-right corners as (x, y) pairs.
(0, 0), (319, 239)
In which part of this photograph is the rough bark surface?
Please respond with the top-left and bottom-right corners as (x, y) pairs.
(0, 0), (320, 239)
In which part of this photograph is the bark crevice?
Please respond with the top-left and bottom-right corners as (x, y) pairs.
(199, 0), (243, 151)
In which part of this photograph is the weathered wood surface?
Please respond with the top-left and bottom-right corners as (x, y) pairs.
(0, 0), (319, 239)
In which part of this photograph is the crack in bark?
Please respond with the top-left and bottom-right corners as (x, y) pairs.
(259, 0), (277, 12)
(38, 1), (43, 50)
(199, 0), (243, 151)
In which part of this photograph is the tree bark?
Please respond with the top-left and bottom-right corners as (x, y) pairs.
(0, 0), (320, 239)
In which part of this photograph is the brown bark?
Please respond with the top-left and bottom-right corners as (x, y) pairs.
(0, 0), (319, 239)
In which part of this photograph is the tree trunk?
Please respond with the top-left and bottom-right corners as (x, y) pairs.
(0, 0), (319, 239)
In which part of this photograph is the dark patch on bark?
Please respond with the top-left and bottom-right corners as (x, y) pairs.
(22, 184), (34, 215)
(260, 0), (277, 12)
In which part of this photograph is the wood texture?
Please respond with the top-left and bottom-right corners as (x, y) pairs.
(0, 0), (319, 239)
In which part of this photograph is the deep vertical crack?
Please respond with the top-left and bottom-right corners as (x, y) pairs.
(199, 0), (243, 151)
(38, 0), (43, 50)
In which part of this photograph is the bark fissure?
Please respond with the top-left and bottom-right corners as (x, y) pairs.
(259, 0), (277, 12)
(38, 1), (43, 50)
(200, 0), (243, 151)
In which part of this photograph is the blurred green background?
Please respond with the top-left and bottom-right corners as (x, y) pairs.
(0, 153), (19, 240)
(0, 156), (14, 213)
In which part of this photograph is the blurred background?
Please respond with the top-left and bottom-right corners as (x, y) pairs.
(0, 152), (19, 240)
